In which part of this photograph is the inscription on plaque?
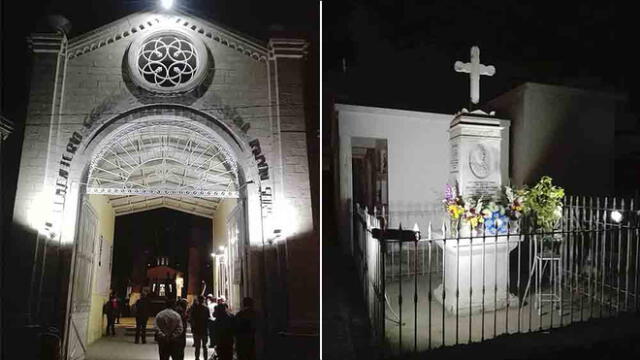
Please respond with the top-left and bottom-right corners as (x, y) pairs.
(450, 143), (459, 173)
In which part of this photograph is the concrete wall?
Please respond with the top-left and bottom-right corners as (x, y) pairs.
(488, 83), (618, 195)
(85, 194), (115, 345)
(336, 104), (511, 249)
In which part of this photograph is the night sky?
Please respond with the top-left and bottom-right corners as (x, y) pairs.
(325, 1), (640, 116)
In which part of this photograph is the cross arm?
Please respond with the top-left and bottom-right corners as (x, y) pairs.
(454, 61), (471, 73)
(479, 64), (496, 76)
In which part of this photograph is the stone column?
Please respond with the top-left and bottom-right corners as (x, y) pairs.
(267, 38), (319, 336)
(6, 15), (70, 359)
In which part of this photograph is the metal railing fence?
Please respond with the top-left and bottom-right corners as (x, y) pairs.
(353, 196), (640, 358)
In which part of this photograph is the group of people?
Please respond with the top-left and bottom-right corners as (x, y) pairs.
(120, 293), (255, 360)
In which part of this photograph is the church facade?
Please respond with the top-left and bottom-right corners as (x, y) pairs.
(5, 8), (318, 359)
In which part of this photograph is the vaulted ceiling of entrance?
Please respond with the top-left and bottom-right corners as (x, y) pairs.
(87, 123), (239, 218)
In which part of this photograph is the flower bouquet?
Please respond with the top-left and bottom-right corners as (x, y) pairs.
(443, 183), (528, 237)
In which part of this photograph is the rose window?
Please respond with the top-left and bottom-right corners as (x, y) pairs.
(137, 35), (198, 87)
(127, 29), (208, 94)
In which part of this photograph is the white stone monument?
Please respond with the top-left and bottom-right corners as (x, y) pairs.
(433, 46), (520, 315)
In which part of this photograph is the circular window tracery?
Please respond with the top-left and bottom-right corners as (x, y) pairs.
(127, 28), (208, 94)
(138, 35), (198, 87)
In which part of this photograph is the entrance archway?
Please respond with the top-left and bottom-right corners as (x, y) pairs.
(60, 109), (264, 359)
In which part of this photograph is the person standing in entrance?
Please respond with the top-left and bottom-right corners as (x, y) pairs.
(206, 294), (217, 348)
(235, 297), (257, 360)
(154, 299), (184, 360)
(174, 298), (189, 360)
(134, 293), (150, 344)
(190, 296), (210, 360)
(102, 295), (117, 336)
(212, 304), (235, 360)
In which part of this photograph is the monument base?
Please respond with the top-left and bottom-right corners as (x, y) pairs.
(433, 284), (519, 316)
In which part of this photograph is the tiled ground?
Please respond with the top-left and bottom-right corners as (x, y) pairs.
(86, 319), (212, 360)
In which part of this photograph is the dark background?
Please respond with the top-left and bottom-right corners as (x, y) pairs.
(112, 208), (212, 301)
(324, 0), (640, 114)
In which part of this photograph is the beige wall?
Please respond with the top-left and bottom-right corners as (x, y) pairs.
(212, 198), (238, 302)
(86, 194), (115, 345)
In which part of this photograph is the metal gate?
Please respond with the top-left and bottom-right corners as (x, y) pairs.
(65, 200), (97, 360)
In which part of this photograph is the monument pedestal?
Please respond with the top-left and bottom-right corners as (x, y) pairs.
(434, 234), (521, 315)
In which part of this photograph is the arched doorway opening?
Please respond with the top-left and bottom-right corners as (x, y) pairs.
(60, 111), (263, 359)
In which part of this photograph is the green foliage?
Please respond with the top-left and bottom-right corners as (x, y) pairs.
(523, 176), (565, 232)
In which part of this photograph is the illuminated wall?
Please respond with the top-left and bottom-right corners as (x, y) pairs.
(85, 194), (115, 345)
(212, 198), (237, 304)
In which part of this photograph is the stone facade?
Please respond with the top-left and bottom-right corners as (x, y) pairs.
(7, 9), (317, 359)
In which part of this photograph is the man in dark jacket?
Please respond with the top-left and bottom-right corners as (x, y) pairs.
(212, 304), (235, 360)
(234, 297), (257, 360)
(189, 296), (210, 360)
(103, 295), (118, 336)
(134, 293), (149, 344)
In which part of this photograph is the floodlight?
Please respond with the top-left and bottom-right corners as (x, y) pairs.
(160, 0), (174, 10)
(611, 210), (623, 223)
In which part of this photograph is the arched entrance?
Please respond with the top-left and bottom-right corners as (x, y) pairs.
(59, 110), (264, 359)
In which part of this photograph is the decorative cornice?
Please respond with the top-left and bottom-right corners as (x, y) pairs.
(0, 115), (14, 140)
(268, 38), (309, 59)
(67, 11), (268, 62)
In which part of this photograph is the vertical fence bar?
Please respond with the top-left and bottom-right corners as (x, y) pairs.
(505, 220), (510, 335)
(579, 196), (585, 322)
(569, 196), (575, 325)
(529, 219), (533, 333)
(601, 197), (608, 318)
(624, 199), (632, 312)
(414, 231), (418, 354)
(469, 222), (473, 342)
(635, 203), (640, 312)
(494, 226), (498, 338)
(378, 238), (384, 358)
(399, 226), (403, 356)
(617, 199), (624, 315)
(455, 224), (461, 345)
(517, 217), (522, 333)
(482, 222), (486, 340)
(442, 221), (446, 347)
(591, 196), (597, 319)
(428, 223), (433, 350)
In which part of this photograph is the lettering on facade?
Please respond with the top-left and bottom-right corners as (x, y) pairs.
(52, 131), (84, 219)
(220, 105), (251, 133)
(260, 186), (273, 216)
(249, 139), (269, 180)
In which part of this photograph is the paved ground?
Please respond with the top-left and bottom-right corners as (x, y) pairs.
(322, 244), (375, 360)
(383, 273), (625, 352)
(86, 319), (212, 360)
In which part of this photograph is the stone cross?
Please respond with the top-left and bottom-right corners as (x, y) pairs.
(454, 46), (495, 104)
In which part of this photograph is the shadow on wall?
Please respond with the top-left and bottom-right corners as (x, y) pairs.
(264, 229), (319, 360)
(246, 229), (319, 360)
